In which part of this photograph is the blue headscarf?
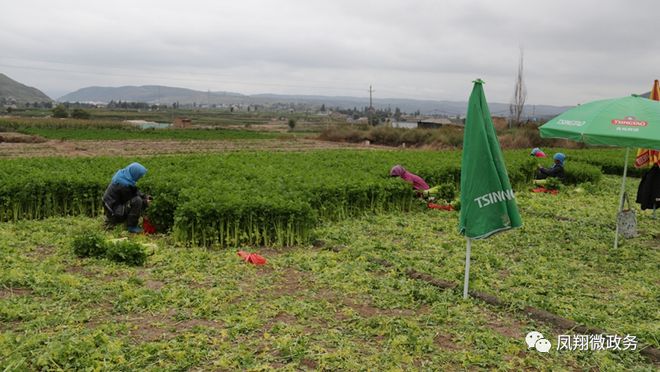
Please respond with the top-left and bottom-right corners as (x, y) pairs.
(111, 162), (147, 187)
(553, 153), (566, 166)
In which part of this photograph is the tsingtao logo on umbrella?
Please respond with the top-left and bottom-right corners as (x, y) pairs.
(611, 116), (648, 127)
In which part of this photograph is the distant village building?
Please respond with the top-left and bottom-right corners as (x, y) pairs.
(417, 118), (463, 129)
(125, 120), (171, 129)
(391, 121), (418, 129)
(173, 117), (192, 128)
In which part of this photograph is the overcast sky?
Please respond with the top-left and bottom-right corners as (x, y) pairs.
(1, 0), (659, 105)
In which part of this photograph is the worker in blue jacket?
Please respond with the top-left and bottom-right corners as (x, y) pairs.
(536, 153), (566, 180)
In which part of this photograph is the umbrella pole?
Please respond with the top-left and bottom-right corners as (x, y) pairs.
(614, 147), (630, 249)
(463, 238), (471, 299)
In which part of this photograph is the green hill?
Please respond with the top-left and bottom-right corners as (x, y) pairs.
(0, 73), (52, 104)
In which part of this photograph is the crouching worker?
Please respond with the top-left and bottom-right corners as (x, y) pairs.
(536, 152), (566, 180)
(103, 162), (152, 233)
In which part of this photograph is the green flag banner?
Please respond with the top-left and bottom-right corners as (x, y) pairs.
(459, 79), (522, 239)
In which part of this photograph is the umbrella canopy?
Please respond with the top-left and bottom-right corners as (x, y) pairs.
(635, 80), (660, 167)
(460, 79), (521, 239)
(540, 95), (660, 149)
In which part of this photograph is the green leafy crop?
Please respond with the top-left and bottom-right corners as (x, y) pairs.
(71, 231), (106, 258)
(105, 239), (147, 266)
(0, 149), (614, 247)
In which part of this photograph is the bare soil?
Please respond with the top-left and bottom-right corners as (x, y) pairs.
(0, 138), (387, 158)
(0, 132), (46, 144)
(0, 287), (33, 299)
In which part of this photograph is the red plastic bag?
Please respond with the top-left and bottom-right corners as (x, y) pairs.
(142, 217), (157, 234)
(532, 187), (559, 195)
(237, 250), (267, 265)
(427, 203), (454, 211)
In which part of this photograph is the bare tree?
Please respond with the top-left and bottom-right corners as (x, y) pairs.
(509, 48), (527, 128)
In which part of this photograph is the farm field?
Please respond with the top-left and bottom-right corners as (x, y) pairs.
(0, 138), (369, 158)
(0, 137), (658, 370)
(0, 117), (291, 141)
(3, 108), (342, 128)
(0, 175), (658, 370)
(11, 127), (282, 141)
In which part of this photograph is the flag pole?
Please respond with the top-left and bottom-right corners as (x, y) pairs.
(463, 238), (472, 299)
(614, 147), (630, 249)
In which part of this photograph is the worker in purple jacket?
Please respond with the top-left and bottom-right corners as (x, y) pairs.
(390, 165), (430, 191)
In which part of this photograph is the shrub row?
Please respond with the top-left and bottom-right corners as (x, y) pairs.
(0, 150), (603, 246)
(319, 125), (464, 147)
(567, 148), (648, 178)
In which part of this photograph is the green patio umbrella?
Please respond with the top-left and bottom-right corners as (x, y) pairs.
(459, 79), (521, 298)
(539, 95), (660, 248)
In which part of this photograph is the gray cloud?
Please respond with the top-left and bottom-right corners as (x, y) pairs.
(1, 0), (659, 105)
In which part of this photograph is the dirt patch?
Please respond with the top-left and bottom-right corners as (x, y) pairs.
(66, 265), (118, 282)
(342, 298), (430, 318)
(271, 268), (309, 297)
(145, 280), (165, 290)
(299, 358), (318, 370)
(481, 307), (526, 339)
(0, 132), (46, 143)
(65, 264), (96, 277)
(315, 287), (429, 319)
(261, 311), (298, 332)
(0, 138), (389, 158)
(244, 246), (284, 258)
(188, 279), (213, 289)
(0, 287), (33, 299)
(272, 311), (297, 324)
(434, 333), (460, 351)
(27, 245), (56, 259)
(92, 310), (224, 343)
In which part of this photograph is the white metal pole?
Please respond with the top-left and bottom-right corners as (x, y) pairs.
(463, 238), (472, 299)
(614, 147), (630, 249)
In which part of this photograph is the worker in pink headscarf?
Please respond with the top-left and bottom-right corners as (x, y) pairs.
(389, 165), (430, 191)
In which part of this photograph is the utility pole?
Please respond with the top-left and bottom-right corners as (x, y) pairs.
(368, 85), (375, 110)
(368, 85), (375, 125)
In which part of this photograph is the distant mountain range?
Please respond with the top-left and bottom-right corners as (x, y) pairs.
(0, 73), (52, 103)
(59, 85), (574, 117)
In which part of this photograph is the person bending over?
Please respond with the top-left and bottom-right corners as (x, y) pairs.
(103, 162), (151, 233)
(390, 164), (430, 191)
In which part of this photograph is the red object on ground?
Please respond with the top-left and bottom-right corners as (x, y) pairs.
(427, 203), (454, 211)
(532, 187), (559, 195)
(142, 217), (157, 234)
(237, 251), (267, 265)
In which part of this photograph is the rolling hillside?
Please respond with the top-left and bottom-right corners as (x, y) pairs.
(0, 73), (52, 104)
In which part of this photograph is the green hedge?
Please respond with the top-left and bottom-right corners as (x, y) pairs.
(0, 150), (603, 247)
